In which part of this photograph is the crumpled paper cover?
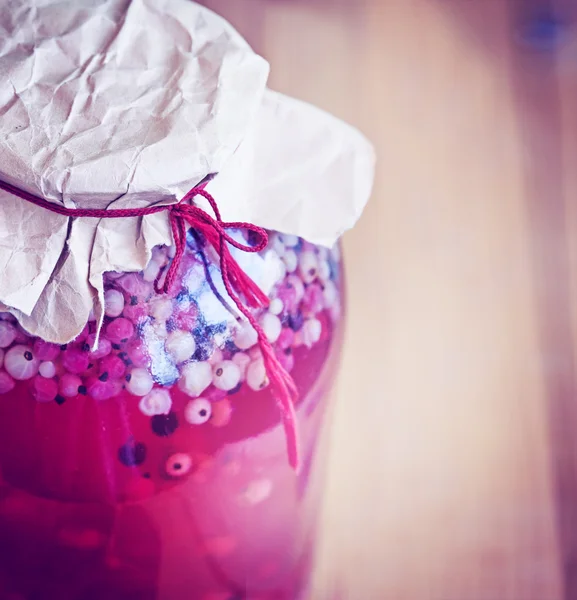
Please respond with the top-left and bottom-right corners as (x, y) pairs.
(0, 0), (375, 344)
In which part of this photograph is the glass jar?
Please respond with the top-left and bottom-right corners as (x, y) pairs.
(0, 229), (344, 600)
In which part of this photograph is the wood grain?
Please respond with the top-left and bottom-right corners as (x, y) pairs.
(200, 1), (569, 598)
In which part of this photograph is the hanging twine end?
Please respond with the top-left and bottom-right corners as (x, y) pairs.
(156, 189), (301, 470)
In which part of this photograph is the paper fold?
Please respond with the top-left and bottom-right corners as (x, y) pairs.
(0, 0), (375, 343)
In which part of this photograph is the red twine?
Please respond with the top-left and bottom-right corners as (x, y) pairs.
(0, 180), (300, 471)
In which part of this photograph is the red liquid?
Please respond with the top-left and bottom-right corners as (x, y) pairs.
(0, 334), (343, 597)
(0, 236), (343, 599)
(0, 333), (339, 599)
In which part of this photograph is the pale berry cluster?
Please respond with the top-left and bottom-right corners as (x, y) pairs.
(0, 233), (341, 427)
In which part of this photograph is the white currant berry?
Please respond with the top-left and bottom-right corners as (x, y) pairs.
(318, 259), (331, 282)
(208, 348), (224, 366)
(269, 298), (284, 316)
(233, 321), (258, 350)
(149, 297), (173, 322)
(0, 322), (16, 348)
(241, 479), (273, 505)
(165, 330), (196, 363)
(232, 352), (250, 378)
(323, 280), (338, 309)
(293, 330), (304, 348)
(260, 313), (282, 344)
(59, 373), (82, 397)
(165, 453), (193, 478)
(248, 346), (263, 361)
(4, 345), (40, 380)
(139, 388), (172, 416)
(298, 250), (319, 284)
(302, 318), (322, 348)
(287, 275), (305, 303)
(282, 249), (298, 273)
(271, 234), (286, 257)
(126, 367), (154, 396)
(261, 249), (286, 289)
(39, 361), (56, 379)
(184, 397), (212, 425)
(178, 361), (212, 397)
(246, 359), (269, 391)
(280, 234), (299, 248)
(104, 289), (125, 318)
(212, 360), (241, 391)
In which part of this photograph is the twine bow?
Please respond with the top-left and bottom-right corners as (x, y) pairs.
(0, 180), (300, 470)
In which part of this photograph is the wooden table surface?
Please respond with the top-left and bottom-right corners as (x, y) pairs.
(200, 1), (577, 598)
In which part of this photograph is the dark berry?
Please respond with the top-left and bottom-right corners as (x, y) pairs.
(151, 412), (179, 437)
(24, 351), (33, 361)
(288, 312), (304, 332)
(119, 351), (132, 366)
(118, 441), (147, 467)
(192, 346), (210, 362)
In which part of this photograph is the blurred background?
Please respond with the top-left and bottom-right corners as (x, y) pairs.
(201, 1), (577, 598)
